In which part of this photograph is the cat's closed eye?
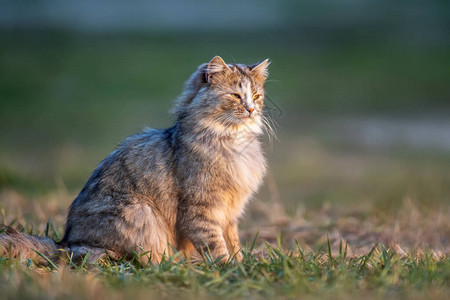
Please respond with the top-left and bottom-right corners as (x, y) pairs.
(231, 93), (241, 100)
(253, 94), (261, 100)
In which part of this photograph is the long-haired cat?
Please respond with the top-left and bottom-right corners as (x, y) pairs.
(0, 56), (270, 264)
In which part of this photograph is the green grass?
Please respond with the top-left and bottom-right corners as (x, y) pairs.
(0, 240), (449, 300)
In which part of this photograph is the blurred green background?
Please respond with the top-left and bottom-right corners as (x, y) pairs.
(1, 0), (449, 215)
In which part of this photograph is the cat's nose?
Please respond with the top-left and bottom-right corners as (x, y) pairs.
(247, 108), (254, 114)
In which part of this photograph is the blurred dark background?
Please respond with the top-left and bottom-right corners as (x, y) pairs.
(1, 0), (449, 216)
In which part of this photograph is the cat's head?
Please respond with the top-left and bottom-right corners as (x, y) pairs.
(173, 56), (270, 134)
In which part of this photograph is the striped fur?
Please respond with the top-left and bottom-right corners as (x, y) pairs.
(0, 56), (269, 264)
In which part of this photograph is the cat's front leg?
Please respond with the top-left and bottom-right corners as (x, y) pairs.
(224, 222), (243, 262)
(177, 205), (229, 263)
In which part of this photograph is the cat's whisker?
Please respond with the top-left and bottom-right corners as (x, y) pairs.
(260, 114), (276, 136)
(261, 111), (279, 137)
(226, 115), (238, 128)
(220, 114), (232, 126)
(259, 114), (278, 149)
(265, 79), (284, 88)
(261, 117), (274, 146)
(213, 114), (233, 130)
(216, 115), (228, 127)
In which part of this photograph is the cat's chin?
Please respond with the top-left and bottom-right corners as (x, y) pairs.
(234, 115), (263, 134)
(206, 113), (262, 135)
(234, 111), (256, 121)
(238, 113), (260, 123)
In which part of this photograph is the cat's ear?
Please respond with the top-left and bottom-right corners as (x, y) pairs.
(250, 59), (270, 80)
(206, 56), (230, 82)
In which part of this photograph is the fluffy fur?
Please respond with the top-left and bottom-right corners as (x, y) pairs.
(0, 56), (270, 264)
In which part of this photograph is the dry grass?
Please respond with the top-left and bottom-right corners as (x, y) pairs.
(243, 197), (450, 259)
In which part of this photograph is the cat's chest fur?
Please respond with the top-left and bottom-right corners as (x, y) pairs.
(206, 134), (266, 220)
(228, 138), (266, 194)
(175, 125), (266, 222)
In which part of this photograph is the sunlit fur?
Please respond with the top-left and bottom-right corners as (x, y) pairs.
(0, 56), (270, 264)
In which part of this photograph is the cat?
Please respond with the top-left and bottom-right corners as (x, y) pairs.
(0, 56), (270, 264)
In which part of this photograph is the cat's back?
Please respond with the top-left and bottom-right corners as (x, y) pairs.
(68, 126), (178, 213)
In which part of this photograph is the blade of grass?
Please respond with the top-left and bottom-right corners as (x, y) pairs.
(32, 250), (58, 270)
(45, 219), (50, 237)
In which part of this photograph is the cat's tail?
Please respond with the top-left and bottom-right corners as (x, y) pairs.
(0, 226), (59, 264)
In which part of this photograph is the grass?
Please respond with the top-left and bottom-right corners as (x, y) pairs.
(0, 235), (449, 300)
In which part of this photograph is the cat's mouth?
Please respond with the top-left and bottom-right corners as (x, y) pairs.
(232, 112), (261, 128)
(235, 110), (257, 119)
(213, 111), (259, 128)
(233, 114), (252, 124)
